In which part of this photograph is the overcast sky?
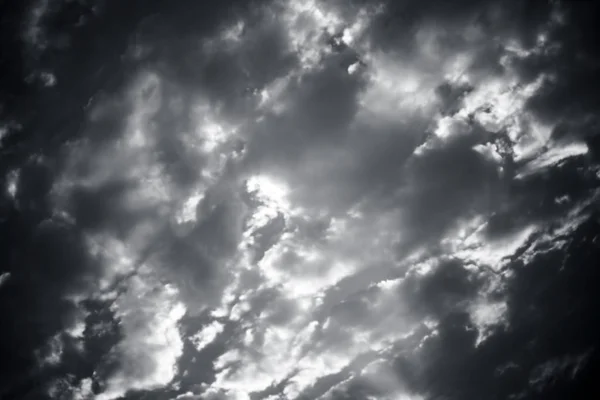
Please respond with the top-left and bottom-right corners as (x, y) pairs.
(1, 1), (600, 399)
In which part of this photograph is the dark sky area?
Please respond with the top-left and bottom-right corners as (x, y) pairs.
(1, 1), (600, 399)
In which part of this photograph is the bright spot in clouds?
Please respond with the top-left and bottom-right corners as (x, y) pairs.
(246, 174), (292, 214)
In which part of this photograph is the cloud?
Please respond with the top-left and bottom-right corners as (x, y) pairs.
(2, 0), (600, 400)
(0, 272), (10, 287)
(94, 276), (186, 400)
(190, 321), (225, 353)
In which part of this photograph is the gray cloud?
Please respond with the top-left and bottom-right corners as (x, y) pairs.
(2, 0), (600, 399)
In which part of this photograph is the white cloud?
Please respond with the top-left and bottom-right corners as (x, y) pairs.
(0, 272), (11, 288)
(469, 300), (508, 346)
(280, 0), (344, 69)
(72, 378), (94, 400)
(5, 169), (19, 199)
(445, 216), (538, 272)
(359, 51), (438, 118)
(97, 276), (186, 400)
(49, 68), (223, 395)
(203, 208), (424, 398)
(246, 174), (293, 216)
(517, 141), (589, 178)
(40, 71), (57, 87)
(190, 321), (225, 352)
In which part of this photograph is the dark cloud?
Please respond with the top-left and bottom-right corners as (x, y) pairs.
(129, 0), (291, 119)
(68, 179), (145, 235)
(157, 191), (248, 308)
(402, 259), (482, 318)
(0, 150), (98, 398)
(501, 1), (600, 166)
(400, 137), (501, 244)
(2, 0), (600, 399)
(244, 51), (368, 172)
(391, 215), (600, 400)
(0, 209), (99, 398)
(367, 0), (552, 54)
(0, 0), (262, 396)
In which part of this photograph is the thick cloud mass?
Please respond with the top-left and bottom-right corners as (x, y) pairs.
(1, 0), (600, 399)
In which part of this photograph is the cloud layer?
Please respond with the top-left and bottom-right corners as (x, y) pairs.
(1, 1), (600, 399)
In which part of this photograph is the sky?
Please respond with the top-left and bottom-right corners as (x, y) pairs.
(1, 0), (600, 399)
